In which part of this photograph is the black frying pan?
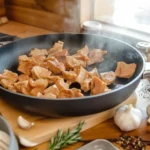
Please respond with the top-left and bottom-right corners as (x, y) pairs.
(0, 34), (145, 117)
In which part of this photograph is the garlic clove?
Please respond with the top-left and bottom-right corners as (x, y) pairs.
(18, 136), (38, 147)
(17, 116), (34, 130)
(0, 130), (10, 146)
(146, 104), (150, 117)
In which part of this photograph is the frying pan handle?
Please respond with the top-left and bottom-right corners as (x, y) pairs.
(143, 62), (150, 79)
(0, 36), (20, 46)
(136, 41), (150, 62)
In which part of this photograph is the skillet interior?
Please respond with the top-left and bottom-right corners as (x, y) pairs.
(0, 34), (143, 92)
(0, 34), (144, 116)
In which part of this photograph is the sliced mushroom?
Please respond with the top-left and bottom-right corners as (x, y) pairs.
(0, 141), (9, 150)
(18, 136), (38, 147)
(17, 116), (34, 130)
(0, 130), (10, 146)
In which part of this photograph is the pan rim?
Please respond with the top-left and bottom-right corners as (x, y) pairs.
(0, 33), (145, 101)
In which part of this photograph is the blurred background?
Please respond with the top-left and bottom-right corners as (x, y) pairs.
(0, 0), (150, 51)
(1, 0), (149, 34)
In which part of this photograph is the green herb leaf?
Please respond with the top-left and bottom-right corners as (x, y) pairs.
(48, 121), (85, 150)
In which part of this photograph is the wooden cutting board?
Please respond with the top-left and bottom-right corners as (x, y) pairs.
(0, 93), (137, 145)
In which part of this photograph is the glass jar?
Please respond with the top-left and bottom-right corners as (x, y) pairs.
(136, 41), (150, 62)
(81, 20), (102, 35)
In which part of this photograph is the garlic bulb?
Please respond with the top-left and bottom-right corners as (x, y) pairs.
(146, 104), (150, 117)
(114, 104), (142, 131)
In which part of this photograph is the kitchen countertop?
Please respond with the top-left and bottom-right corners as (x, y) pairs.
(0, 21), (150, 150)
(0, 21), (55, 38)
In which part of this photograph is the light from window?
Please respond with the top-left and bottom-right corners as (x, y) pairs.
(112, 0), (150, 33)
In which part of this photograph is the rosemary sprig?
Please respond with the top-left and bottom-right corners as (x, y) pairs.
(48, 121), (85, 150)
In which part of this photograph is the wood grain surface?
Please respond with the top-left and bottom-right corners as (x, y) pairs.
(5, 0), (92, 32)
(5, 0), (42, 10)
(0, 94), (136, 146)
(0, 7), (6, 17)
(0, 21), (53, 37)
(0, 0), (4, 7)
(5, 5), (65, 32)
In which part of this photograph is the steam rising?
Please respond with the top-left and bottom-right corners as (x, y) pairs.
(35, 0), (144, 76)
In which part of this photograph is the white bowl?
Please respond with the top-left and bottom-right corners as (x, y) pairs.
(0, 116), (19, 150)
(77, 139), (118, 150)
